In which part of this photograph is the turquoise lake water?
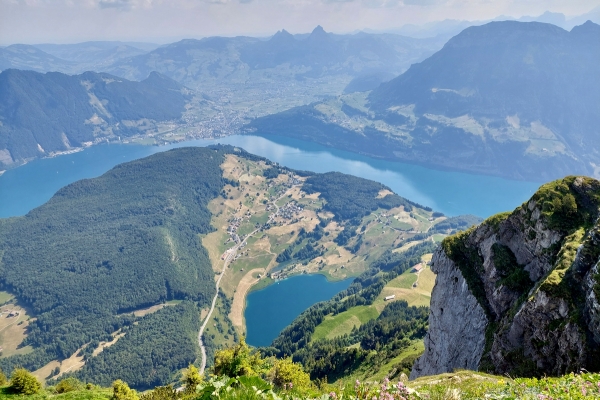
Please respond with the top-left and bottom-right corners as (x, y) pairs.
(244, 274), (354, 347)
(0, 134), (540, 218)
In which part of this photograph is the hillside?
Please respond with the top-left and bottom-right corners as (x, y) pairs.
(0, 42), (155, 76)
(0, 145), (481, 389)
(100, 27), (443, 119)
(0, 147), (226, 388)
(0, 45), (75, 74)
(246, 21), (600, 181)
(0, 69), (191, 168)
(34, 41), (156, 67)
(3, 367), (600, 400)
(412, 176), (600, 378)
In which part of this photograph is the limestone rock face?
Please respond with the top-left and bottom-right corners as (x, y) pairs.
(412, 176), (600, 378)
(410, 251), (487, 379)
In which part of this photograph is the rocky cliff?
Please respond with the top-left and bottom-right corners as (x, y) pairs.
(412, 176), (600, 378)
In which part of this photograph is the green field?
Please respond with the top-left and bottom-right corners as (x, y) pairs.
(0, 291), (13, 305)
(311, 259), (436, 344)
(312, 306), (379, 341)
(344, 339), (425, 383)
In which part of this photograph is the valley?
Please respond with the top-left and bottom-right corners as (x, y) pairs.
(2, 7), (600, 396)
(195, 152), (454, 362)
(0, 146), (480, 389)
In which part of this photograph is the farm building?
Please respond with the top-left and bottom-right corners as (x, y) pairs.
(412, 263), (423, 273)
(384, 295), (396, 301)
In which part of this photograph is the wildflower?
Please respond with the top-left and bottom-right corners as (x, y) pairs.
(329, 392), (337, 399)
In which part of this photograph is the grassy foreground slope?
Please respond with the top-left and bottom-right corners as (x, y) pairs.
(2, 365), (600, 400)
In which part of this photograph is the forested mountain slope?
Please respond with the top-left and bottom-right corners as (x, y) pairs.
(0, 147), (227, 388)
(0, 145), (480, 388)
(246, 21), (600, 181)
(0, 69), (191, 168)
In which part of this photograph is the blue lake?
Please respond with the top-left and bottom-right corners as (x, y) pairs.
(0, 134), (541, 218)
(244, 274), (354, 347)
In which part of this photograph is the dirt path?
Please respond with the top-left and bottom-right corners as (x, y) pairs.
(229, 268), (265, 328)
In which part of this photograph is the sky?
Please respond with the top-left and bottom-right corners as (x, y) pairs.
(0, 0), (598, 45)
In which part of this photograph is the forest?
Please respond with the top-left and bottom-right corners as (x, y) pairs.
(302, 172), (430, 222)
(0, 147), (229, 378)
(293, 300), (428, 381)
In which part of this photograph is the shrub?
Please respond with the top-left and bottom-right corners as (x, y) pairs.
(55, 377), (84, 393)
(182, 364), (202, 392)
(112, 379), (139, 400)
(213, 337), (268, 377)
(0, 368), (7, 386)
(269, 358), (311, 390)
(9, 368), (41, 395)
(139, 385), (179, 400)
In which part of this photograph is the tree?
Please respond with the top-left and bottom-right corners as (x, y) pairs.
(182, 364), (202, 392)
(112, 379), (139, 400)
(213, 337), (268, 377)
(9, 368), (41, 395)
(269, 358), (311, 390)
(55, 377), (84, 393)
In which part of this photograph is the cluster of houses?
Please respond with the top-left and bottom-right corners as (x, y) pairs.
(226, 216), (246, 244)
(277, 201), (304, 220)
(270, 271), (284, 280)
(287, 175), (301, 186)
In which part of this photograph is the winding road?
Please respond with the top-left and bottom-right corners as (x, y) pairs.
(197, 188), (291, 375)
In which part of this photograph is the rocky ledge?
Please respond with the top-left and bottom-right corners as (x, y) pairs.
(412, 176), (600, 378)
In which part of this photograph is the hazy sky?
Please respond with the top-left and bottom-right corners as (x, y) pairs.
(1, 0), (598, 45)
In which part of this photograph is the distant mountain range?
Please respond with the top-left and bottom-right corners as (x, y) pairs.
(0, 69), (190, 167)
(0, 28), (443, 87)
(103, 26), (444, 89)
(386, 7), (600, 39)
(0, 27), (447, 140)
(0, 41), (158, 75)
(247, 20), (600, 181)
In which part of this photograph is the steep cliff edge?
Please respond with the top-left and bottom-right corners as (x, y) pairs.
(412, 176), (600, 378)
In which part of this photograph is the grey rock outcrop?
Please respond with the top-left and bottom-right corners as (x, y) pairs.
(410, 251), (488, 379)
(412, 176), (600, 378)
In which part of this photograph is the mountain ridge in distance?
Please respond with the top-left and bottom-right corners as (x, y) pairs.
(0, 69), (191, 167)
(246, 20), (600, 181)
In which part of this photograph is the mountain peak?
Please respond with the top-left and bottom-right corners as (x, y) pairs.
(570, 20), (600, 37)
(308, 25), (329, 39)
(271, 29), (296, 42)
